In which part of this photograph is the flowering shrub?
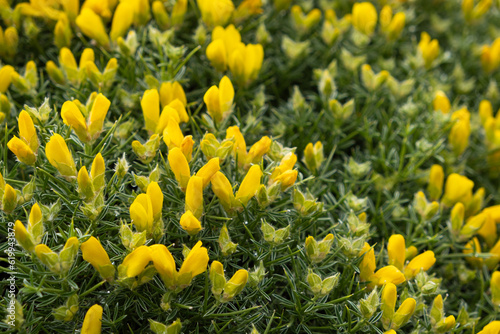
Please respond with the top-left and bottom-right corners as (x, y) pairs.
(1, 0), (500, 333)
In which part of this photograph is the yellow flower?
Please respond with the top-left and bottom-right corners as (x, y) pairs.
(432, 91), (451, 114)
(387, 234), (405, 271)
(160, 81), (187, 109)
(110, 2), (134, 41)
(479, 100), (493, 125)
(168, 147), (191, 190)
(303, 141), (324, 173)
(226, 125), (247, 166)
(8, 136), (36, 165)
(76, 8), (110, 48)
(196, 158), (221, 188)
(418, 32), (440, 69)
(247, 136), (272, 164)
(235, 165), (262, 206)
(234, 0), (262, 22)
(481, 38), (500, 73)
(61, 94), (111, 143)
(228, 43), (264, 87)
(120, 245), (153, 277)
(14, 220), (36, 252)
(206, 25), (243, 72)
(8, 110), (39, 165)
(449, 108), (471, 156)
(180, 210), (202, 235)
(428, 164), (444, 201)
(272, 170), (298, 191)
(442, 173), (474, 207)
(351, 2), (377, 36)
(211, 171), (236, 211)
(491, 271), (500, 306)
(380, 6), (405, 41)
(81, 304), (103, 334)
(2, 183), (17, 213)
(81, 236), (115, 281)
(45, 133), (77, 178)
(130, 194), (154, 233)
(0, 65), (15, 93)
(151, 240), (209, 291)
(463, 237), (483, 268)
(404, 250), (436, 279)
(291, 5), (322, 34)
(369, 265), (406, 287)
(141, 89), (188, 135)
(392, 298), (416, 330)
(359, 242), (375, 281)
(381, 282), (397, 329)
(203, 76), (235, 123)
(197, 0), (234, 28)
(478, 321), (500, 334)
(185, 176), (204, 219)
(222, 268), (249, 302)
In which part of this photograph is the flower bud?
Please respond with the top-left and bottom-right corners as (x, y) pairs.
(404, 251), (436, 279)
(180, 210), (202, 235)
(81, 236), (115, 281)
(392, 298), (416, 329)
(2, 184), (18, 213)
(81, 304), (103, 334)
(351, 2), (377, 36)
(428, 164), (444, 201)
(219, 223), (238, 256)
(76, 8), (110, 48)
(14, 220), (35, 252)
(45, 134), (77, 178)
(132, 134), (160, 164)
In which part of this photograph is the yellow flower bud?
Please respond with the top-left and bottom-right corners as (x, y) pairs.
(28, 203), (44, 244)
(210, 260), (226, 296)
(442, 173), (474, 207)
(404, 250), (436, 279)
(433, 91), (451, 114)
(351, 2), (377, 36)
(273, 170), (298, 191)
(87, 93), (111, 140)
(464, 237), (483, 268)
(228, 43), (264, 87)
(222, 269), (249, 302)
(206, 39), (228, 72)
(3, 27), (18, 59)
(130, 194), (154, 233)
(460, 213), (487, 240)
(76, 8), (110, 48)
(196, 158), (220, 188)
(110, 2), (134, 41)
(81, 304), (103, 334)
(168, 147), (191, 190)
(492, 271), (500, 306)
(418, 32), (440, 69)
(35, 244), (61, 274)
(81, 236), (115, 281)
(392, 298), (416, 330)
(2, 184), (17, 213)
(141, 89), (160, 134)
(45, 133), (77, 178)
(203, 76), (235, 123)
(171, 0), (188, 26)
(180, 210), (202, 235)
(450, 202), (465, 235)
(387, 234), (405, 271)
(177, 240), (209, 288)
(478, 213), (497, 248)
(235, 165), (262, 206)
(247, 136), (272, 164)
(381, 282), (397, 329)
(428, 164), (444, 201)
(211, 171), (235, 211)
(46, 60), (66, 85)
(478, 321), (500, 334)
(54, 14), (72, 49)
(234, 0), (263, 22)
(449, 108), (471, 156)
(0, 65), (15, 93)
(303, 141), (324, 173)
(14, 220), (35, 252)
(197, 0), (234, 28)
(160, 81), (187, 108)
(132, 134), (160, 164)
(8, 136), (36, 165)
(185, 176), (204, 219)
(120, 245), (153, 278)
(78, 166), (95, 200)
(226, 125), (247, 166)
(90, 153), (106, 191)
(359, 242), (375, 281)
(369, 265), (406, 287)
